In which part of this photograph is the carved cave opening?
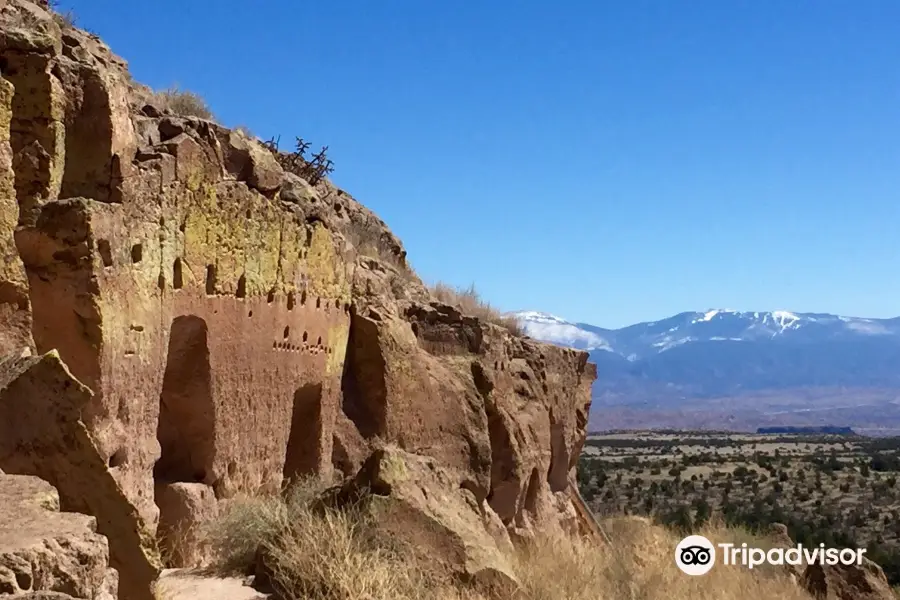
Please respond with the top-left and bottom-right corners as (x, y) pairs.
(339, 315), (388, 439)
(154, 315), (215, 486)
(283, 383), (324, 483)
(518, 467), (542, 527)
(547, 410), (569, 493)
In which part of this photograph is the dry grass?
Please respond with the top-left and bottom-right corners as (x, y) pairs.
(511, 517), (813, 600)
(430, 283), (523, 336)
(204, 479), (468, 600)
(150, 86), (215, 120)
(204, 478), (812, 600)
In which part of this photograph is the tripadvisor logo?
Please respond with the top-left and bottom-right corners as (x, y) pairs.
(676, 535), (716, 575)
(675, 535), (868, 576)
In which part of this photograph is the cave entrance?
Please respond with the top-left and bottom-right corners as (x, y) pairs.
(154, 315), (215, 484)
(283, 383), (323, 484)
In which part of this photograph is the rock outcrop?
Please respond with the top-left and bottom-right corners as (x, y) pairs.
(0, 1), (597, 598)
(801, 557), (895, 600)
(0, 473), (117, 599)
(767, 523), (895, 600)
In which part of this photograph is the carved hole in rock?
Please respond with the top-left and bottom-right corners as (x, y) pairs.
(245, 209), (251, 219)
(316, 336), (322, 346)
(283, 383), (324, 482)
(283, 326), (290, 340)
(316, 297), (321, 309)
(108, 449), (127, 468)
(340, 317), (388, 439)
(287, 292), (295, 311)
(158, 274), (166, 290)
(485, 400), (517, 522)
(522, 468), (541, 519)
(236, 275), (247, 299)
(205, 265), (216, 294)
(301, 290), (308, 305)
(155, 315), (214, 486)
(303, 331), (308, 342)
(98, 239), (113, 267)
(248, 310), (253, 318)
(547, 411), (569, 493)
(334, 299), (340, 309)
(14, 571), (31, 591)
(267, 289), (275, 304)
(172, 259), (184, 289)
(131, 244), (143, 263)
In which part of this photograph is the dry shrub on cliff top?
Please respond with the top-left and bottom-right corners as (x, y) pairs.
(150, 86), (215, 121)
(430, 282), (524, 336)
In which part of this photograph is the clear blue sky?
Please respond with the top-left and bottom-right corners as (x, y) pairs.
(72, 1), (900, 328)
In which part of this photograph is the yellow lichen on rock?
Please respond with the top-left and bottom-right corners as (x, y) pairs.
(306, 222), (350, 302)
(326, 322), (350, 375)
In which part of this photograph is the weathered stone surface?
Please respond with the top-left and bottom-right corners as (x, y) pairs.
(338, 278), (596, 540)
(329, 446), (518, 591)
(0, 67), (33, 355)
(0, 352), (160, 600)
(0, 473), (117, 599)
(216, 128), (283, 196)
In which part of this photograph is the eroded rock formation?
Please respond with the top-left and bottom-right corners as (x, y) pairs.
(0, 1), (597, 598)
(0, 472), (118, 599)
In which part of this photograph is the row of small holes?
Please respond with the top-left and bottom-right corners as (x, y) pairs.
(272, 341), (333, 353)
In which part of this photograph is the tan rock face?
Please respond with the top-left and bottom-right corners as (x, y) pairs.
(0, 473), (118, 599)
(0, 352), (160, 600)
(0, 1), (598, 598)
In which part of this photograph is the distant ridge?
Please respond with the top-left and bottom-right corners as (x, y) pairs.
(511, 309), (900, 432)
(756, 426), (856, 435)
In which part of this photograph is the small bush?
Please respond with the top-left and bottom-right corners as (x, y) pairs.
(430, 282), (524, 336)
(150, 86), (215, 121)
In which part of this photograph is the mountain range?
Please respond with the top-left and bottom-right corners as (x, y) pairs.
(512, 310), (900, 435)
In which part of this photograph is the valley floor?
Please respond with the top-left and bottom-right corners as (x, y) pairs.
(579, 431), (900, 586)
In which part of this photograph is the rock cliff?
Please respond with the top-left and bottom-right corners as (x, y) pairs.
(0, 1), (597, 598)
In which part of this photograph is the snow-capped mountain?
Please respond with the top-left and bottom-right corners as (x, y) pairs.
(511, 309), (900, 361)
(510, 309), (900, 432)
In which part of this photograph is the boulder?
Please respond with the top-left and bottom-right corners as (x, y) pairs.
(328, 446), (518, 594)
(0, 473), (117, 599)
(216, 128), (283, 196)
(154, 483), (218, 568)
(0, 352), (160, 600)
